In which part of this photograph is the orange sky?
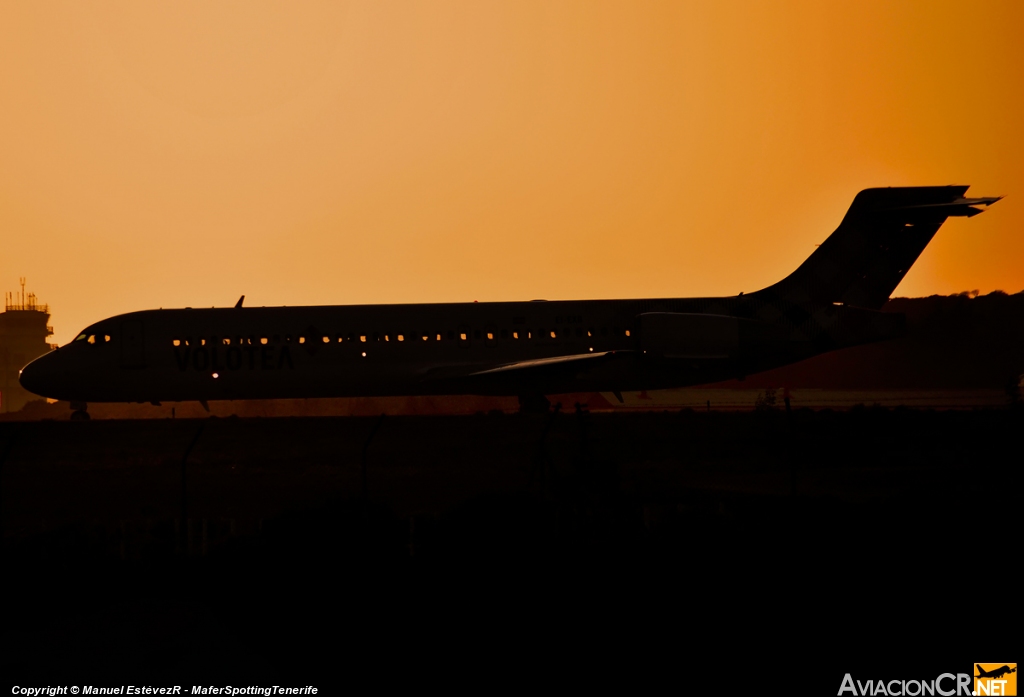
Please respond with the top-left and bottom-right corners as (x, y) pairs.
(1, 0), (1021, 346)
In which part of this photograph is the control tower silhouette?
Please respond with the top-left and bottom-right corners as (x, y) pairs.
(1, 279), (56, 413)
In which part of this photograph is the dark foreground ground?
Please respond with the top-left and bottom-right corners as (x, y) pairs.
(1, 408), (1019, 688)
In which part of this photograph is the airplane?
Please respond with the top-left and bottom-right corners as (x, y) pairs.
(976, 665), (1016, 680)
(19, 186), (1000, 420)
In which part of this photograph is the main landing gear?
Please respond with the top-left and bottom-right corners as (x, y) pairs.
(70, 400), (90, 421)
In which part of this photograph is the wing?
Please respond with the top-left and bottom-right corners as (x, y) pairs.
(468, 350), (623, 375)
(417, 350), (639, 393)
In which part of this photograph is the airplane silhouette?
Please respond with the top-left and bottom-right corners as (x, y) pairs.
(976, 665), (1016, 680)
(19, 186), (1000, 419)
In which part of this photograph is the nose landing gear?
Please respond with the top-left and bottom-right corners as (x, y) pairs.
(70, 400), (90, 421)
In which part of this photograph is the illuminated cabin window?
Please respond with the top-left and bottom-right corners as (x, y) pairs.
(436, 334), (442, 341)
(360, 335), (367, 343)
(87, 335), (96, 344)
(527, 331), (532, 339)
(299, 336), (306, 344)
(200, 339), (206, 346)
(222, 338), (231, 346)
(421, 333), (429, 341)
(337, 335), (344, 343)
(104, 334), (111, 342)
(459, 332), (467, 341)
(397, 334), (405, 342)
(486, 332), (494, 341)
(549, 330), (557, 339)
(512, 332), (519, 340)
(384, 334), (390, 342)
(186, 337), (192, 346)
(173, 339), (181, 347)
(248, 336), (255, 345)
(322, 336), (330, 344)
(625, 329), (631, 337)
(262, 337), (270, 345)
(588, 329), (593, 337)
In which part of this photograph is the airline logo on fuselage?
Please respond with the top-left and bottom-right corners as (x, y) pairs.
(173, 344), (295, 372)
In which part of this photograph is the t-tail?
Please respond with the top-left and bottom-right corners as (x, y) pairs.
(755, 186), (1001, 311)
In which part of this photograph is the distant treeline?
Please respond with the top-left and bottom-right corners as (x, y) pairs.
(718, 290), (1024, 389)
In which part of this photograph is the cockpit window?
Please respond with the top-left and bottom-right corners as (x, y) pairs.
(75, 334), (88, 342)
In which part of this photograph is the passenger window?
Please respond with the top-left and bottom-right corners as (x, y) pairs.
(87, 335), (96, 344)
(299, 336), (306, 344)
(486, 332), (494, 341)
(436, 334), (442, 341)
(512, 332), (519, 340)
(222, 338), (231, 346)
(398, 334), (405, 342)
(625, 329), (631, 337)
(337, 335), (344, 343)
(322, 336), (330, 344)
(550, 330), (557, 339)
(104, 335), (111, 343)
(173, 339), (181, 347)
(588, 329), (593, 337)
(459, 332), (468, 341)
(360, 335), (367, 343)
(200, 339), (206, 346)
(421, 333), (429, 341)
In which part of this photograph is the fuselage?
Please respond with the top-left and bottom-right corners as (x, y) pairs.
(19, 295), (829, 403)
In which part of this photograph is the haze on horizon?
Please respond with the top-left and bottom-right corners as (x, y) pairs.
(1, 0), (1021, 346)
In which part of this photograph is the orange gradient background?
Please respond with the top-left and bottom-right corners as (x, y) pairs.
(1, 0), (1021, 346)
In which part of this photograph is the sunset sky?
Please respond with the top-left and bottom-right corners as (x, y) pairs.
(1, 0), (1021, 345)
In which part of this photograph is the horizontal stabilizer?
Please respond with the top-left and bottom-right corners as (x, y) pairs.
(882, 196), (1002, 218)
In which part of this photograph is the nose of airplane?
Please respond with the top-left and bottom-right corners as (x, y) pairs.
(19, 350), (62, 399)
